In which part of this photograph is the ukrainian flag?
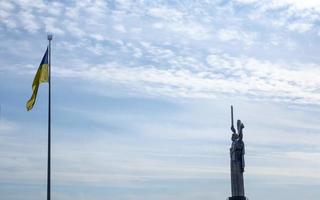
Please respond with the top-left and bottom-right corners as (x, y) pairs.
(26, 47), (49, 111)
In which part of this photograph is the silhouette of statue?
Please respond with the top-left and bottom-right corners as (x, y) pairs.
(229, 106), (246, 200)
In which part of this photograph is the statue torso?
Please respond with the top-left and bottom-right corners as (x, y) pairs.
(231, 139), (244, 161)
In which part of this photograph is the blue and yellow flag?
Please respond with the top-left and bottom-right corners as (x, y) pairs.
(26, 47), (49, 111)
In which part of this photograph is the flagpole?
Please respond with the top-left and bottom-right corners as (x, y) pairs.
(47, 34), (53, 200)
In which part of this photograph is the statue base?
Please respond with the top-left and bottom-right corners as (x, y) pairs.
(228, 196), (247, 200)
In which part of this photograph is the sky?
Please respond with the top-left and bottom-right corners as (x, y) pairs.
(0, 0), (320, 199)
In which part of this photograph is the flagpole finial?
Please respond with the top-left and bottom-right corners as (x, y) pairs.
(47, 34), (53, 41)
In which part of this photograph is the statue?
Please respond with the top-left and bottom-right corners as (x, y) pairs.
(229, 106), (247, 200)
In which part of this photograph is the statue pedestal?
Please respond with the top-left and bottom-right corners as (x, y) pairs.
(228, 196), (247, 200)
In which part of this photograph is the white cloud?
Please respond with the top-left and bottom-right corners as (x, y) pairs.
(45, 17), (64, 35)
(148, 6), (211, 40)
(48, 52), (320, 105)
(0, 1), (15, 11)
(169, 21), (211, 40)
(114, 24), (127, 33)
(217, 29), (257, 46)
(236, 0), (320, 11)
(130, 27), (142, 33)
(63, 20), (85, 38)
(47, 2), (64, 16)
(275, 0), (320, 10)
(287, 22), (313, 33)
(140, 42), (174, 59)
(18, 11), (41, 33)
(149, 7), (184, 22)
(0, 119), (18, 133)
(1, 18), (17, 29)
(152, 23), (164, 29)
(0, 4), (19, 30)
(87, 44), (104, 55)
(89, 33), (105, 41)
(236, 0), (320, 33)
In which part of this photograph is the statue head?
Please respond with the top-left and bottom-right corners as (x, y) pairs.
(237, 120), (244, 132)
(236, 119), (244, 140)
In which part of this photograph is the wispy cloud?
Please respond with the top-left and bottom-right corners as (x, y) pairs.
(217, 28), (257, 46)
(0, 118), (18, 133)
(43, 51), (320, 105)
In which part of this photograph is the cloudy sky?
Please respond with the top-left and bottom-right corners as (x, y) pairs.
(1, 0), (320, 199)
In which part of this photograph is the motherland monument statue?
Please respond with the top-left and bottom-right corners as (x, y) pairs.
(228, 106), (247, 200)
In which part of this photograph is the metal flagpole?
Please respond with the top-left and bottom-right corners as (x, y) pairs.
(47, 34), (53, 200)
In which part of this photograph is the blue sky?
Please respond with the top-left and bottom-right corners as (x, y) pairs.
(0, 0), (320, 199)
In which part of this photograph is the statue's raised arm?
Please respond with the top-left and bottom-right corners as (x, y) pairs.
(231, 106), (236, 134)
